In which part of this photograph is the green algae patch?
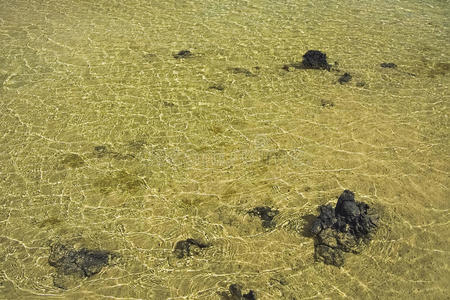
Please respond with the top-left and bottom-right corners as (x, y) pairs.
(60, 153), (85, 169)
(93, 170), (146, 194)
(38, 216), (63, 228)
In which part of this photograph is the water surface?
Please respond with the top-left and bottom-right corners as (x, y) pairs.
(0, 0), (449, 299)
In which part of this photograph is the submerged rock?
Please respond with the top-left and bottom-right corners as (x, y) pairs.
(282, 64), (293, 72)
(311, 190), (378, 267)
(320, 98), (335, 108)
(48, 242), (115, 288)
(173, 49), (192, 59)
(248, 206), (279, 228)
(49, 243), (113, 277)
(228, 67), (255, 77)
(218, 284), (256, 300)
(380, 62), (397, 68)
(60, 153), (85, 168)
(174, 238), (209, 258)
(142, 53), (157, 61)
(209, 83), (225, 91)
(93, 145), (109, 158)
(93, 145), (135, 160)
(338, 72), (352, 84)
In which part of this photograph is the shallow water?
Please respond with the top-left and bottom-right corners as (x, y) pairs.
(0, 0), (449, 299)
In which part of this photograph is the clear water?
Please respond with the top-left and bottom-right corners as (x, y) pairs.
(0, 0), (448, 299)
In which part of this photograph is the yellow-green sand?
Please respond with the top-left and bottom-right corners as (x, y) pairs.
(0, 0), (448, 299)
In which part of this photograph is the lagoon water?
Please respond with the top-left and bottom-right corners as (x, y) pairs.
(0, 0), (449, 299)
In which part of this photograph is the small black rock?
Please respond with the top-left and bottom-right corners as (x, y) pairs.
(173, 49), (192, 59)
(338, 72), (352, 84)
(380, 62), (397, 68)
(174, 238), (209, 258)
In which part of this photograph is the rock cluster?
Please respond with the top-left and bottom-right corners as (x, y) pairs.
(311, 190), (378, 266)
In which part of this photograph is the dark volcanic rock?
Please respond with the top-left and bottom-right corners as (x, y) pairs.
(301, 50), (331, 70)
(310, 205), (335, 236)
(174, 238), (209, 258)
(282, 50), (331, 72)
(380, 62), (397, 68)
(173, 49), (192, 59)
(311, 190), (379, 266)
(338, 72), (352, 84)
(248, 206), (279, 228)
(218, 284), (256, 300)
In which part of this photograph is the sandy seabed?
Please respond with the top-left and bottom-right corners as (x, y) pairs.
(0, 0), (448, 299)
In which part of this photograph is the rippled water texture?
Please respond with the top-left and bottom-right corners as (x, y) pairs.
(0, 0), (449, 299)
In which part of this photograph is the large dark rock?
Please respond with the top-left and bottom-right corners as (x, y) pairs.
(311, 190), (378, 266)
(218, 284), (256, 300)
(248, 206), (279, 228)
(282, 50), (332, 72)
(301, 50), (331, 70)
(174, 238), (210, 258)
